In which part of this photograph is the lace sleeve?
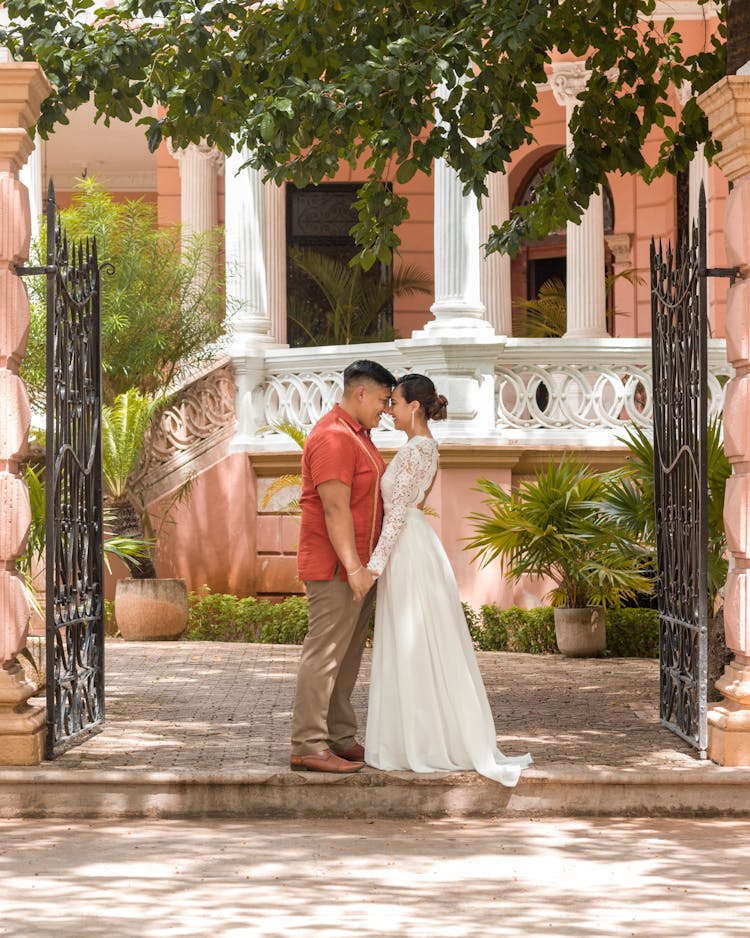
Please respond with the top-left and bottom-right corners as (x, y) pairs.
(367, 440), (437, 576)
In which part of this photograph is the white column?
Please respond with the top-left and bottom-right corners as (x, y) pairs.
(19, 138), (43, 243)
(676, 82), (711, 233)
(225, 146), (277, 348)
(171, 141), (223, 246)
(414, 157), (494, 339)
(262, 179), (287, 345)
(479, 171), (512, 335)
(550, 62), (608, 338)
(224, 147), (282, 451)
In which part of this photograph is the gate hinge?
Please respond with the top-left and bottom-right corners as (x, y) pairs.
(699, 266), (741, 281)
(14, 264), (57, 277)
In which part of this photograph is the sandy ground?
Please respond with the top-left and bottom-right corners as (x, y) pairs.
(2, 817), (748, 937)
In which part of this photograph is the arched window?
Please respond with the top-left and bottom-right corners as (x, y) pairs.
(511, 151), (615, 336)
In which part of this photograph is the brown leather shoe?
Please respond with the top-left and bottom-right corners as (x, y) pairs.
(290, 748), (365, 774)
(332, 741), (365, 762)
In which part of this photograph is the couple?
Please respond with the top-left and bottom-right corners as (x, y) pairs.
(290, 360), (532, 786)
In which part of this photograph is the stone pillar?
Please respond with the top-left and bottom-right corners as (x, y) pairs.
(416, 157), (494, 340)
(676, 83), (711, 237)
(18, 137), (42, 243)
(403, 157), (502, 439)
(550, 62), (608, 338)
(170, 141), (224, 246)
(698, 76), (750, 765)
(262, 178), (287, 345)
(479, 171), (512, 336)
(0, 62), (50, 765)
(225, 147), (283, 451)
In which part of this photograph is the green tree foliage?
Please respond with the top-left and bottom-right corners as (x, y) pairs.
(0, 1), (726, 266)
(21, 178), (225, 407)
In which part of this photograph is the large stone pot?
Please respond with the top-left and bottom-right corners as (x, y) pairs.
(115, 578), (189, 641)
(554, 606), (606, 658)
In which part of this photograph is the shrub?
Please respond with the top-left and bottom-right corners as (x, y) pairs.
(469, 605), (557, 654)
(184, 589), (309, 644)
(468, 603), (659, 658)
(604, 607), (659, 658)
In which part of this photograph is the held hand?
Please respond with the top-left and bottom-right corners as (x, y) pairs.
(348, 566), (375, 601)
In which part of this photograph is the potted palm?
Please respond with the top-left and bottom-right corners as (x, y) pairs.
(103, 389), (189, 641)
(466, 458), (651, 656)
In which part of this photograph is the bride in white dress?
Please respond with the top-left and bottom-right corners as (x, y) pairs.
(365, 374), (532, 786)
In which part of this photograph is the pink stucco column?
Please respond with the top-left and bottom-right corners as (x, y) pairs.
(0, 62), (50, 765)
(698, 76), (750, 765)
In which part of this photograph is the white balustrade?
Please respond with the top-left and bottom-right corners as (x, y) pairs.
(250, 338), (732, 446)
(150, 339), (732, 455)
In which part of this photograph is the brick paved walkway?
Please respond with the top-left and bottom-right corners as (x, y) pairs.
(48, 640), (698, 772)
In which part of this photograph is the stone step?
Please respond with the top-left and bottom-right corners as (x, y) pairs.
(3, 764), (750, 819)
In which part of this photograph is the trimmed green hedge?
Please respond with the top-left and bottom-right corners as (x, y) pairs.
(180, 589), (659, 657)
(466, 604), (659, 658)
(184, 590), (308, 644)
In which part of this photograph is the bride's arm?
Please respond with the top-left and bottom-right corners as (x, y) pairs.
(367, 445), (432, 576)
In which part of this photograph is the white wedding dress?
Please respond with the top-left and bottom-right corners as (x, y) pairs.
(365, 435), (532, 786)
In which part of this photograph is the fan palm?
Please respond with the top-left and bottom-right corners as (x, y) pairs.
(101, 389), (166, 578)
(601, 418), (730, 611)
(288, 248), (432, 346)
(466, 458), (651, 608)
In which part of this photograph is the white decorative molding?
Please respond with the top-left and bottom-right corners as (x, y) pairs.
(549, 61), (589, 108)
(140, 362), (236, 496)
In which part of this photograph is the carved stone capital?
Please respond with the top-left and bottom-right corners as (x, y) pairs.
(167, 140), (225, 176)
(605, 232), (633, 265)
(698, 76), (750, 183)
(550, 62), (589, 109)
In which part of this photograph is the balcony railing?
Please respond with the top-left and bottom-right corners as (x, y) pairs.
(257, 337), (731, 447)
(143, 337), (732, 471)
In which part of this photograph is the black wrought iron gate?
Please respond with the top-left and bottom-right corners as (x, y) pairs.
(19, 180), (106, 758)
(649, 184), (732, 756)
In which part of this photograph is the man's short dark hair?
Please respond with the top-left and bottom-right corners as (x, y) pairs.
(343, 360), (396, 390)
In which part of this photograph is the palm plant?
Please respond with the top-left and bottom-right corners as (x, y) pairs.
(17, 463), (151, 612)
(601, 419), (731, 612)
(466, 458), (651, 608)
(102, 389), (167, 578)
(288, 248), (432, 346)
(512, 269), (643, 337)
(259, 422), (307, 512)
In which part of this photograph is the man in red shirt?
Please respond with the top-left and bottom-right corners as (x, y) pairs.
(291, 360), (396, 773)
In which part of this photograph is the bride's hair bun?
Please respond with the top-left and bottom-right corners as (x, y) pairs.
(397, 374), (449, 422)
(427, 394), (448, 422)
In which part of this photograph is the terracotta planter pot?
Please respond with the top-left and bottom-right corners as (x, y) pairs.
(115, 578), (188, 641)
(554, 606), (606, 658)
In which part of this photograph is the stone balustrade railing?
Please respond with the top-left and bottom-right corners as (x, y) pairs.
(257, 337), (731, 447)
(142, 337), (732, 467)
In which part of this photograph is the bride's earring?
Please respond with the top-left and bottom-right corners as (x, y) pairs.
(411, 408), (416, 431)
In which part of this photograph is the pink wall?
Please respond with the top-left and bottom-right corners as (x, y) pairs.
(148, 452), (257, 596)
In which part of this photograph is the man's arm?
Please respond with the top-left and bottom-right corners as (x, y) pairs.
(317, 479), (375, 601)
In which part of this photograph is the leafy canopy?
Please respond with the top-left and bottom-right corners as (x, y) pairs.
(1, 1), (726, 266)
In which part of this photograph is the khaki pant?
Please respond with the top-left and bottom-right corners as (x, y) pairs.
(291, 579), (376, 756)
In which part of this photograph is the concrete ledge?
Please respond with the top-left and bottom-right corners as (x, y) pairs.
(3, 764), (750, 819)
